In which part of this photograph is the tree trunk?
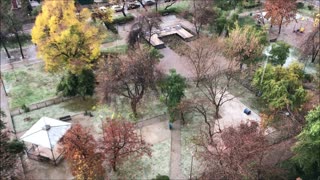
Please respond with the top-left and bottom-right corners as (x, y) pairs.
(278, 17), (283, 34)
(155, 0), (158, 12)
(311, 48), (319, 63)
(131, 99), (138, 118)
(215, 106), (220, 119)
(1, 40), (11, 58)
(15, 33), (25, 59)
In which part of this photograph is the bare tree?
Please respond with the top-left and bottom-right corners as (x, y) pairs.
(192, 0), (215, 36)
(301, 28), (320, 63)
(198, 63), (237, 119)
(99, 46), (162, 118)
(184, 37), (222, 87)
(128, 12), (161, 47)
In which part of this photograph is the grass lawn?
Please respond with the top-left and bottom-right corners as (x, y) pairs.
(92, 91), (167, 122)
(102, 31), (121, 44)
(298, 6), (319, 17)
(2, 64), (61, 109)
(13, 91), (166, 132)
(101, 44), (128, 54)
(158, 0), (190, 14)
(238, 16), (256, 27)
(13, 97), (97, 133)
(114, 139), (171, 179)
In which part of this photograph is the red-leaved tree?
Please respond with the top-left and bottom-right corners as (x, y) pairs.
(196, 121), (282, 180)
(264, 0), (297, 34)
(60, 124), (105, 180)
(100, 119), (152, 171)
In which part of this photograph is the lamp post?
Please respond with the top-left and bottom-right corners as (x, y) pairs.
(189, 146), (197, 180)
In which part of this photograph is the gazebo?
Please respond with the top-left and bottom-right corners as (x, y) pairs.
(20, 117), (71, 165)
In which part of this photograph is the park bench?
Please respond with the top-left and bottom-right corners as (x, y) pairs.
(59, 115), (71, 121)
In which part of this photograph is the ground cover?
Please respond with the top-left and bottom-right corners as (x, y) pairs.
(158, 0), (190, 15)
(13, 91), (166, 133)
(2, 63), (61, 109)
(2, 34), (32, 49)
(100, 44), (128, 54)
(297, 5), (318, 17)
(102, 31), (121, 44)
(161, 35), (190, 56)
(13, 97), (97, 133)
(238, 15), (256, 27)
(113, 138), (171, 179)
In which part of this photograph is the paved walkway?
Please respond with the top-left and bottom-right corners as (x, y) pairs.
(169, 119), (186, 180)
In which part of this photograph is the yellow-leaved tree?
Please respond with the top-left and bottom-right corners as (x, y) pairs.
(32, 0), (105, 74)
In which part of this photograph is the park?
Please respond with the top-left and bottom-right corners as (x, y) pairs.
(0, 0), (319, 179)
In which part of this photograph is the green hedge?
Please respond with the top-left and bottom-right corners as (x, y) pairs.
(159, 7), (180, 15)
(112, 14), (134, 25)
(296, 2), (304, 9)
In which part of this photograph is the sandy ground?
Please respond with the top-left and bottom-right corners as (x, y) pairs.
(140, 120), (171, 144)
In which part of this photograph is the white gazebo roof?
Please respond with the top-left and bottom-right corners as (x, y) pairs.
(20, 117), (71, 149)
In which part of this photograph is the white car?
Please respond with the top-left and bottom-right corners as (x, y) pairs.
(111, 5), (124, 12)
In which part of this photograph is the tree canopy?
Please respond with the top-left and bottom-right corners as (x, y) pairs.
(253, 62), (307, 111)
(269, 41), (291, 66)
(32, 0), (105, 74)
(160, 69), (187, 122)
(224, 23), (267, 68)
(293, 106), (320, 177)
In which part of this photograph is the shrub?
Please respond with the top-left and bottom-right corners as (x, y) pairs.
(159, 7), (179, 16)
(21, 104), (30, 112)
(31, 5), (42, 16)
(296, 2), (304, 9)
(104, 22), (118, 34)
(308, 5), (314, 10)
(7, 139), (25, 154)
(112, 14), (134, 25)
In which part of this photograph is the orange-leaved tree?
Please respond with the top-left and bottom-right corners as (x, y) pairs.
(32, 0), (105, 74)
(60, 124), (105, 180)
(264, 0), (297, 34)
(100, 118), (152, 171)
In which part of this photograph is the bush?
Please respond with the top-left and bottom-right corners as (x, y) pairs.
(31, 5), (41, 16)
(296, 2), (304, 9)
(159, 7), (179, 16)
(21, 104), (30, 113)
(308, 5), (314, 10)
(112, 15), (134, 25)
(303, 73), (314, 82)
(7, 139), (25, 154)
(104, 22), (118, 34)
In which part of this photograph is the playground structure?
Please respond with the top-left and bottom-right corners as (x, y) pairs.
(145, 24), (194, 48)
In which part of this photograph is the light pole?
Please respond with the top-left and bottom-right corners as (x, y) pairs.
(189, 146), (197, 180)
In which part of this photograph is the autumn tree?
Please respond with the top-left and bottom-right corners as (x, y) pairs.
(99, 46), (162, 118)
(292, 106), (320, 179)
(60, 124), (105, 180)
(100, 118), (152, 171)
(184, 37), (222, 87)
(160, 69), (187, 122)
(264, 0), (297, 34)
(192, 0), (215, 36)
(269, 41), (291, 66)
(31, 0), (105, 74)
(196, 121), (277, 180)
(253, 62), (307, 114)
(224, 23), (266, 70)
(198, 64), (237, 119)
